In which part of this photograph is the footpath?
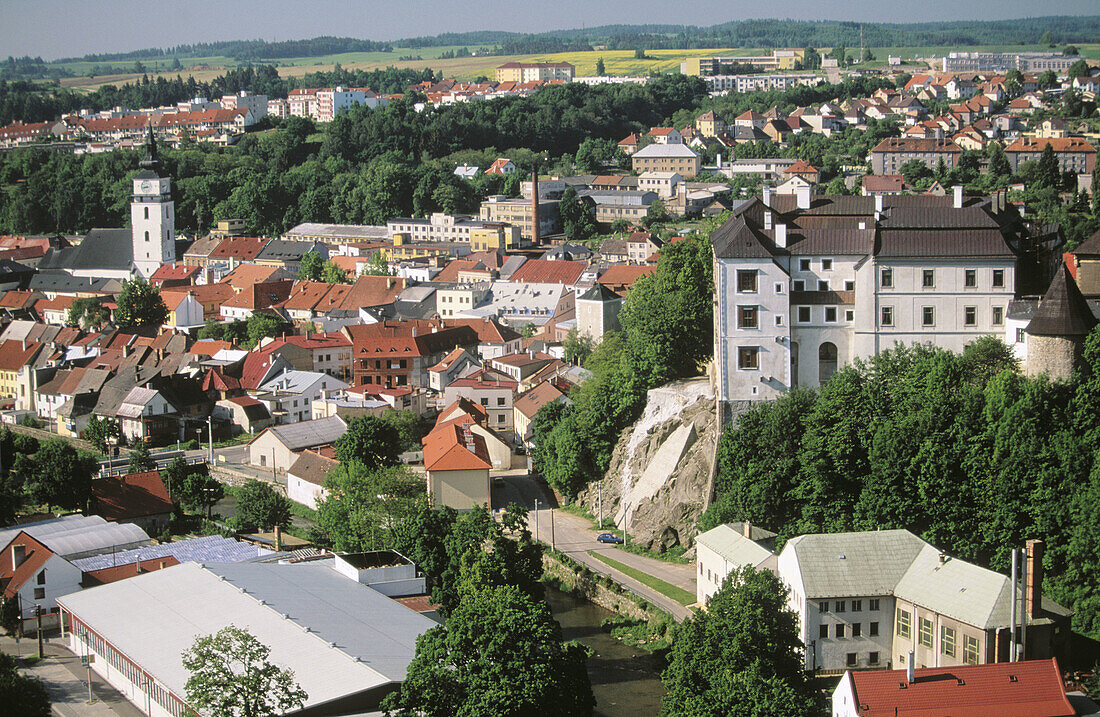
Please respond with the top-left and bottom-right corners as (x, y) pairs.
(0, 633), (144, 717)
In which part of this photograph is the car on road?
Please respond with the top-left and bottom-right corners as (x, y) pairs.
(596, 532), (624, 544)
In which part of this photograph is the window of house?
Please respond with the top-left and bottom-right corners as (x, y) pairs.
(852, 600), (862, 612)
(738, 306), (759, 329)
(819, 602), (829, 613)
(922, 306), (935, 327)
(498, 415), (505, 423)
(798, 306), (811, 323)
(36, 570), (45, 585)
(799, 259), (811, 271)
(965, 269), (977, 288)
(737, 270), (757, 293)
(820, 624), (829, 639)
(993, 306), (1004, 325)
(993, 269), (1005, 288)
(869, 651), (880, 665)
(793, 280), (805, 292)
(896, 609), (911, 639)
(836, 601), (846, 613)
(847, 652), (857, 667)
(845, 310), (854, 322)
(923, 269), (935, 288)
(870, 622), (879, 636)
(775, 315), (784, 326)
(964, 306), (977, 326)
(34, 587), (44, 600)
(822, 259), (833, 271)
(497, 397), (506, 406)
(144, 231), (150, 242)
(775, 283), (783, 293)
(941, 626), (956, 657)
(144, 207), (149, 219)
(818, 280), (830, 291)
(881, 307), (894, 327)
(738, 347), (759, 370)
(1016, 328), (1026, 343)
(481, 398), (489, 406)
(852, 623), (862, 637)
(963, 635), (980, 665)
(835, 624), (845, 638)
(870, 599), (880, 611)
(825, 307), (837, 323)
(918, 617), (933, 648)
(845, 280), (855, 291)
(881, 268), (893, 288)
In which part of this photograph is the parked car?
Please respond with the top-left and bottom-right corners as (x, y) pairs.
(596, 532), (624, 544)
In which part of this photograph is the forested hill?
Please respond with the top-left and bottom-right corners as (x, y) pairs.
(36, 15), (1100, 66)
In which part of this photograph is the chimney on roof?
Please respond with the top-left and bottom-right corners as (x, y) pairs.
(122, 343), (130, 357)
(12, 543), (26, 570)
(764, 210), (773, 232)
(796, 184), (811, 211)
(1026, 539), (1043, 620)
(742, 520), (752, 539)
(762, 185), (772, 208)
(953, 185), (964, 209)
(874, 194), (884, 215)
(775, 223), (787, 249)
(387, 277), (394, 289)
(907, 651), (915, 684)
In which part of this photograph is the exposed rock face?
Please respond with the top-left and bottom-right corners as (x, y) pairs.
(577, 378), (718, 552)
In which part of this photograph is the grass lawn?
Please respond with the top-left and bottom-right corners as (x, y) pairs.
(588, 550), (695, 606)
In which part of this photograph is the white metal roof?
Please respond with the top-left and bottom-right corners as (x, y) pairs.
(695, 524), (774, 568)
(0, 515), (151, 558)
(58, 561), (436, 710)
(632, 144), (699, 159)
(784, 529), (927, 598)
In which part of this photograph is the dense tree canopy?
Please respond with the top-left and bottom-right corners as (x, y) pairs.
(18, 439), (98, 510)
(115, 276), (168, 332)
(703, 334), (1100, 641)
(662, 566), (819, 717)
(234, 479), (291, 532)
(333, 415), (404, 467)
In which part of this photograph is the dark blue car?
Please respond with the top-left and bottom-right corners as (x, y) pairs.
(596, 533), (624, 544)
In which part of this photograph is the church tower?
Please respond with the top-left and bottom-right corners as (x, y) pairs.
(131, 127), (176, 278)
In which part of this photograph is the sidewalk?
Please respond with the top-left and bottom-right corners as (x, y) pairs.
(1, 633), (145, 717)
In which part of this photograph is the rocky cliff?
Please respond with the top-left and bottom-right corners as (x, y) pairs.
(576, 377), (718, 553)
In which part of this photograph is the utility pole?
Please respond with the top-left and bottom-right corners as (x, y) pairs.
(83, 631), (94, 704)
(35, 604), (43, 659)
(597, 483), (602, 529)
(1010, 548), (1018, 661)
(207, 415), (213, 464)
(550, 508), (555, 551)
(534, 499), (540, 542)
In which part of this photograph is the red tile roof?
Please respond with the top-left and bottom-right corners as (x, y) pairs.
(0, 532), (54, 598)
(149, 263), (200, 283)
(423, 423), (491, 471)
(446, 368), (517, 391)
(220, 264), (285, 290)
(0, 339), (42, 371)
(208, 236), (269, 261)
(1005, 137), (1096, 154)
(190, 340), (235, 356)
(598, 265), (657, 294)
(91, 471), (173, 522)
(507, 259), (586, 285)
(847, 658), (1074, 717)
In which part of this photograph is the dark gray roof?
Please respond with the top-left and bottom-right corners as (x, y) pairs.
(877, 229), (1015, 258)
(1026, 265), (1098, 337)
(255, 240), (317, 262)
(1074, 229), (1100, 257)
(30, 273), (115, 293)
(578, 283), (620, 302)
(38, 228), (134, 272)
(880, 206), (999, 230)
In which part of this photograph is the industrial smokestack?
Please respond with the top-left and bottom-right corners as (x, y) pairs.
(531, 168), (541, 246)
(1026, 539), (1043, 620)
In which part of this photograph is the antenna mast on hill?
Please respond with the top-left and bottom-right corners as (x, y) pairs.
(860, 25), (864, 63)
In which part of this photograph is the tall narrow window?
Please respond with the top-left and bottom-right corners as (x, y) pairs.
(144, 230), (150, 242)
(992, 269), (1005, 288)
(880, 268), (893, 288)
(144, 207), (149, 220)
(993, 306), (1004, 326)
(922, 306), (935, 327)
(881, 307), (894, 327)
(964, 269), (976, 287)
(922, 269), (935, 288)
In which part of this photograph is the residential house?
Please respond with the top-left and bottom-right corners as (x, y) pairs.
(1004, 136), (1096, 175)
(158, 290), (205, 328)
(434, 398), (512, 470)
(254, 240), (329, 274)
(219, 280), (294, 321)
(0, 532), (84, 624)
(257, 332), (353, 382)
(212, 396), (274, 435)
(252, 369), (349, 424)
(428, 347), (481, 392)
(286, 448), (339, 510)
(443, 368), (518, 439)
(0, 339), (46, 411)
(116, 386), (178, 444)
(423, 423), (492, 510)
(345, 321), (479, 389)
(247, 415), (347, 472)
(484, 158), (517, 175)
(631, 144), (701, 178)
(870, 138), (962, 175)
(489, 351), (556, 382)
(512, 380), (568, 444)
(149, 263), (200, 289)
(648, 127), (682, 144)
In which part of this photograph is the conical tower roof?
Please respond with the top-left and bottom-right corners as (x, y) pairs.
(138, 124), (160, 172)
(1026, 263), (1098, 337)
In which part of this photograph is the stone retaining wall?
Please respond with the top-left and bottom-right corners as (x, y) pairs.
(542, 552), (663, 622)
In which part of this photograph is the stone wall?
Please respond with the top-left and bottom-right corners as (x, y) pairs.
(1026, 334), (1079, 381)
(542, 552), (661, 622)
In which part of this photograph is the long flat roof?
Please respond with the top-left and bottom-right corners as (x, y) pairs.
(58, 561), (436, 709)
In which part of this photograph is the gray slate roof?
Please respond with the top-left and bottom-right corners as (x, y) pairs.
(785, 529), (927, 598)
(1027, 264), (1098, 337)
(38, 228), (134, 273)
(695, 524), (775, 567)
(259, 415), (347, 451)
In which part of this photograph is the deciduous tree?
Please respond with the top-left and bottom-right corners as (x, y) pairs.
(333, 415), (403, 467)
(115, 276), (168, 331)
(234, 479), (291, 532)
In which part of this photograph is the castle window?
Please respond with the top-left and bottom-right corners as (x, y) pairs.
(144, 231), (150, 242)
(144, 207), (149, 220)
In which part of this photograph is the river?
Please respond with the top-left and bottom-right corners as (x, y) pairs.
(545, 586), (667, 717)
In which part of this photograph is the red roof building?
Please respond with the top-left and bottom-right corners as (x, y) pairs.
(833, 658), (1075, 717)
(507, 259), (586, 286)
(149, 263), (200, 289)
(90, 471), (174, 534)
(598, 265), (657, 296)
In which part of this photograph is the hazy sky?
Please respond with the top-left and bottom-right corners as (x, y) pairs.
(2, 0), (1097, 60)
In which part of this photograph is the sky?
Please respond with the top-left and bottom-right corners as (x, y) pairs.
(2, 0), (1098, 60)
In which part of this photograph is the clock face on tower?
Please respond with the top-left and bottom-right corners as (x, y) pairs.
(140, 180), (152, 193)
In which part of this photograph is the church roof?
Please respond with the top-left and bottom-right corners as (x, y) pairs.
(38, 229), (134, 273)
(1026, 265), (1098, 337)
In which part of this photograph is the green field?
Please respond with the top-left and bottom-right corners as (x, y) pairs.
(53, 42), (1100, 93)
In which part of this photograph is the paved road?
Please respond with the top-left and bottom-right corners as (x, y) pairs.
(1, 633), (144, 717)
